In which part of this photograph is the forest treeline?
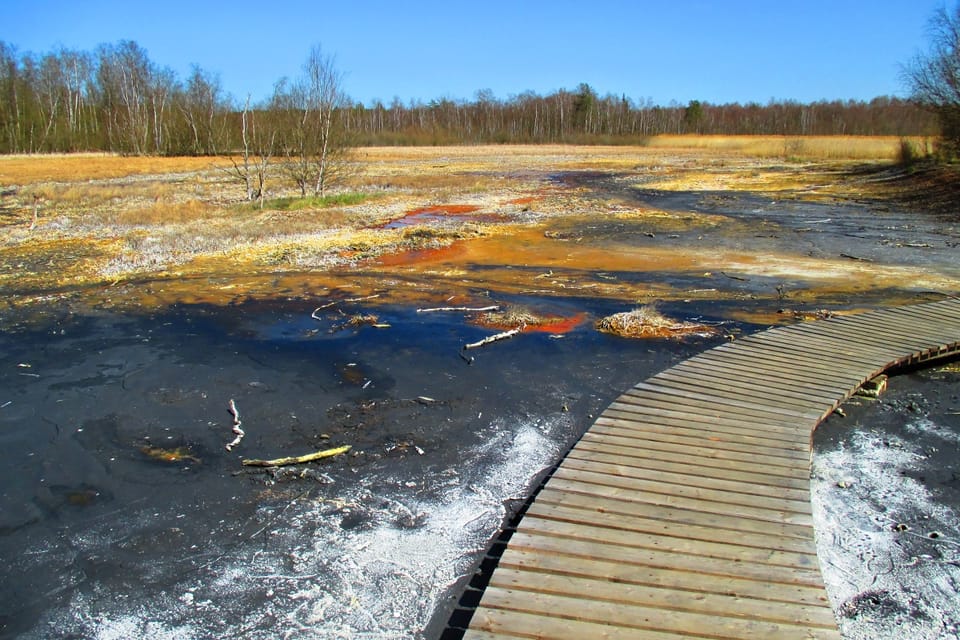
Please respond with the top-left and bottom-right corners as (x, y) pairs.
(0, 39), (939, 155)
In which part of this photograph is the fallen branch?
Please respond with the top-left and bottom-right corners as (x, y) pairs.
(242, 445), (352, 467)
(840, 253), (872, 262)
(463, 325), (525, 350)
(720, 271), (749, 281)
(225, 399), (245, 451)
(312, 294), (382, 320)
(417, 305), (499, 313)
(311, 304), (335, 318)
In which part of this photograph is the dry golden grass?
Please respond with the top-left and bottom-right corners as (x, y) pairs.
(0, 154), (233, 185)
(99, 199), (222, 226)
(596, 305), (718, 339)
(29, 181), (180, 206)
(644, 135), (925, 160)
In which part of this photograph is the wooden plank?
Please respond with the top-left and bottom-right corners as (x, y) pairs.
(521, 507), (821, 568)
(594, 413), (812, 451)
(647, 368), (840, 410)
(735, 339), (890, 370)
(624, 384), (825, 421)
(468, 607), (706, 640)
(784, 321), (944, 352)
(506, 530), (828, 589)
(883, 306), (960, 327)
(475, 587), (841, 640)
(653, 359), (837, 399)
(565, 445), (811, 491)
(496, 549), (828, 608)
(725, 330), (889, 361)
(605, 399), (811, 434)
(489, 568), (838, 628)
(739, 332), (894, 366)
(664, 361), (844, 400)
(824, 314), (957, 342)
(702, 346), (879, 388)
(627, 381), (826, 419)
(577, 433), (810, 480)
(563, 442), (809, 495)
(551, 464), (813, 514)
(559, 456), (813, 503)
(688, 348), (863, 386)
(836, 305), (960, 330)
(547, 471), (813, 520)
(590, 420), (811, 460)
(582, 425), (807, 468)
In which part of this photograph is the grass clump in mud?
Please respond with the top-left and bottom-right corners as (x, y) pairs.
(256, 192), (373, 211)
(476, 305), (587, 334)
(477, 306), (542, 329)
(596, 304), (717, 339)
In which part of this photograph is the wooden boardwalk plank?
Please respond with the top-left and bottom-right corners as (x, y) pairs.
(575, 434), (812, 480)
(524, 499), (817, 552)
(576, 431), (797, 476)
(605, 399), (811, 433)
(489, 569), (838, 628)
(589, 421), (812, 460)
(538, 480), (812, 528)
(688, 349), (864, 387)
(656, 365), (844, 405)
(594, 413), (813, 450)
(565, 446), (812, 491)
(464, 301), (960, 639)
(475, 587), (841, 640)
(503, 525), (827, 592)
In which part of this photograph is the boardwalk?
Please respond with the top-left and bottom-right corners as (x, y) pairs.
(461, 298), (960, 640)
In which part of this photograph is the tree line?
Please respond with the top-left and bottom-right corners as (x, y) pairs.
(0, 38), (941, 157)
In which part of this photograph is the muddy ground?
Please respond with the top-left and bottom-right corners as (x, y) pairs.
(1, 146), (959, 638)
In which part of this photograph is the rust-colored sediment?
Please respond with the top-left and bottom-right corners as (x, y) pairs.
(1, 145), (956, 330)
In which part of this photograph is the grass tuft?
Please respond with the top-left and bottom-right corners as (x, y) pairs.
(258, 192), (372, 211)
(596, 304), (717, 339)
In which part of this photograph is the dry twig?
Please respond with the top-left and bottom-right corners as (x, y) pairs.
(225, 398), (245, 451)
(416, 305), (499, 313)
(242, 445), (352, 467)
(463, 325), (525, 350)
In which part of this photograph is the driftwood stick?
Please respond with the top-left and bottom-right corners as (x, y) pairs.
(720, 271), (749, 281)
(312, 294), (381, 320)
(242, 445), (352, 467)
(463, 325), (525, 350)
(417, 305), (499, 313)
(225, 398), (245, 451)
(840, 252), (872, 262)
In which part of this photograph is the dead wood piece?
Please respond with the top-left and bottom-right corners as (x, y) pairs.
(312, 294), (381, 320)
(463, 325), (525, 350)
(417, 305), (499, 313)
(841, 253), (872, 262)
(720, 271), (749, 281)
(242, 445), (352, 467)
(225, 398), (245, 451)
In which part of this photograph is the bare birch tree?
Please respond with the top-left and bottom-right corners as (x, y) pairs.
(904, 4), (960, 157)
(229, 95), (274, 207)
(276, 45), (350, 198)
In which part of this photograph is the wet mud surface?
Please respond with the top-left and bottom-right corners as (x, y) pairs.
(813, 362), (960, 639)
(0, 299), (714, 639)
(2, 150), (960, 638)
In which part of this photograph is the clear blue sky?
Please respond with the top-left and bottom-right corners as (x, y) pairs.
(3, 0), (948, 106)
